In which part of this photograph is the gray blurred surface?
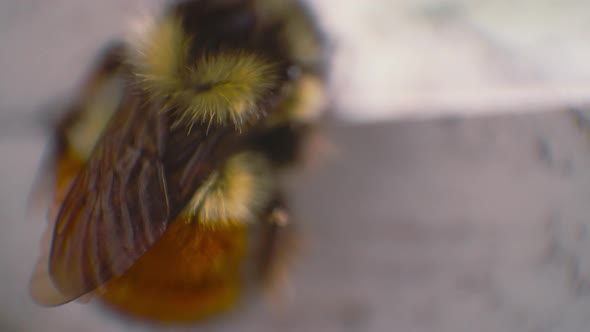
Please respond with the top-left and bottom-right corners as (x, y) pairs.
(3, 110), (590, 331)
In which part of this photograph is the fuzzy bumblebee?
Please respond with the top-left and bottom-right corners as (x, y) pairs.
(29, 0), (327, 324)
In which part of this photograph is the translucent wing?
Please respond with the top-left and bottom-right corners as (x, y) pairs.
(31, 82), (242, 304)
(47, 91), (171, 302)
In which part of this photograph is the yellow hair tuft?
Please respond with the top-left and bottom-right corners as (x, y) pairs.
(128, 15), (189, 95)
(173, 53), (279, 131)
(182, 152), (275, 226)
(128, 15), (278, 131)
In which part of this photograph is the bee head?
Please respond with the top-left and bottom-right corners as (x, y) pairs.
(128, 0), (287, 131)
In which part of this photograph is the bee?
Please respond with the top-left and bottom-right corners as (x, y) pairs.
(29, 0), (327, 323)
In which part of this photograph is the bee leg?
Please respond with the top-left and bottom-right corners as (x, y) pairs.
(73, 41), (126, 104)
(47, 41), (126, 165)
(29, 42), (126, 214)
(257, 197), (301, 302)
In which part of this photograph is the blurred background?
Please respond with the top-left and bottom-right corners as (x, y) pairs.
(2, 0), (590, 331)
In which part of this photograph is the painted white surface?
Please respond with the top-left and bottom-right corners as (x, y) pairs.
(315, 0), (590, 121)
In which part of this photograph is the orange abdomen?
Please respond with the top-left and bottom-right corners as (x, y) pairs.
(99, 220), (247, 323)
(53, 154), (248, 323)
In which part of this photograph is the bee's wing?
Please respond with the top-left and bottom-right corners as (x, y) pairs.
(31, 83), (239, 305)
(31, 90), (170, 304)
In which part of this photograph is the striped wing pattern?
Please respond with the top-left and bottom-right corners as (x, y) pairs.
(48, 93), (170, 301)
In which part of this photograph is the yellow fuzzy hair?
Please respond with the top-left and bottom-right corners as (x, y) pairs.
(128, 15), (189, 92)
(174, 53), (278, 130)
(182, 152), (275, 226)
(128, 15), (278, 131)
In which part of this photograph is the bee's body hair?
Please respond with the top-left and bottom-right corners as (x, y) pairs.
(182, 152), (276, 226)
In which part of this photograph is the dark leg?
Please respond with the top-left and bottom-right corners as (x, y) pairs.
(257, 195), (301, 299)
